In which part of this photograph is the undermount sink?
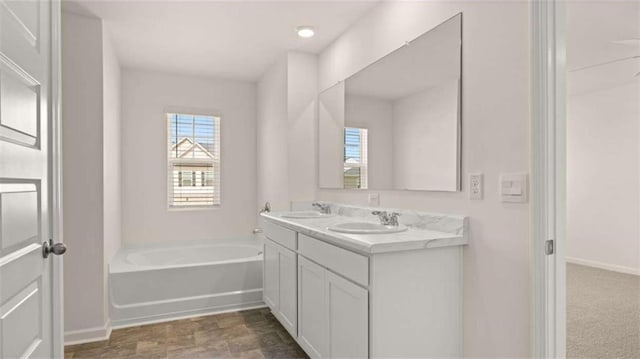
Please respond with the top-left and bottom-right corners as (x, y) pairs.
(281, 211), (335, 219)
(328, 222), (408, 234)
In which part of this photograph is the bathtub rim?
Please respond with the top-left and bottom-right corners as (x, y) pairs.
(110, 238), (263, 274)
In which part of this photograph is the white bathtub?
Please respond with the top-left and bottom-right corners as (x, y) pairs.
(109, 238), (264, 327)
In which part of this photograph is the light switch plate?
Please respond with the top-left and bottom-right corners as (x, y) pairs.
(469, 173), (483, 200)
(500, 173), (528, 203)
(368, 193), (380, 207)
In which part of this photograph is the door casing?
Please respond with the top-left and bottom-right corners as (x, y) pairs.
(531, 0), (566, 357)
(51, 0), (64, 357)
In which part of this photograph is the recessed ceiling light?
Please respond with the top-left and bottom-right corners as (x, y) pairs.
(296, 26), (315, 38)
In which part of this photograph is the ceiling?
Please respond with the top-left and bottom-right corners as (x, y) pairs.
(64, 0), (379, 81)
(567, 1), (640, 95)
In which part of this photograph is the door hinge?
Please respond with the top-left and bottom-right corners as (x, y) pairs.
(545, 239), (555, 255)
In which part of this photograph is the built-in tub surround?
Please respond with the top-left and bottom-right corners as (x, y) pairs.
(109, 238), (264, 328)
(262, 202), (467, 254)
(261, 202), (467, 358)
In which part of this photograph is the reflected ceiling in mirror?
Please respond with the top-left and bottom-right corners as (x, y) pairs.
(318, 13), (462, 191)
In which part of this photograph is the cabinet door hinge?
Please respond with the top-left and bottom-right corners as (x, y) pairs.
(545, 239), (555, 255)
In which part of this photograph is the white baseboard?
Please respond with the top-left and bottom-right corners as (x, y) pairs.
(111, 303), (267, 330)
(64, 318), (112, 346)
(566, 257), (640, 276)
(63, 303), (269, 347)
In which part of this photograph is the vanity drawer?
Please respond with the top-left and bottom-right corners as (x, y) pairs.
(298, 234), (369, 287)
(263, 220), (297, 250)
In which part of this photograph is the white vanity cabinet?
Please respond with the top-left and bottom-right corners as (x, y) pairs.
(298, 233), (369, 358)
(262, 216), (464, 359)
(297, 256), (369, 359)
(325, 270), (368, 359)
(297, 256), (327, 358)
(263, 223), (298, 338)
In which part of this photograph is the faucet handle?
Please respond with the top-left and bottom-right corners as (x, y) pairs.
(372, 210), (388, 224)
(260, 202), (271, 213)
(313, 202), (331, 214)
(389, 212), (401, 225)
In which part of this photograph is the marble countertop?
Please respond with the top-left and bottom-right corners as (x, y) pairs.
(260, 203), (468, 255)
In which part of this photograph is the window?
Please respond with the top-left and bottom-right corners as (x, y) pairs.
(344, 127), (368, 189)
(167, 113), (220, 207)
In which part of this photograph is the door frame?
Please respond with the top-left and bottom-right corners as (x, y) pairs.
(50, 1), (64, 357)
(531, 0), (566, 358)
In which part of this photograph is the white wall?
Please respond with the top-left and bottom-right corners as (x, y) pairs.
(345, 95), (394, 189)
(257, 52), (318, 211)
(567, 81), (640, 273)
(287, 52), (318, 203)
(102, 27), (122, 320)
(121, 70), (257, 244)
(316, 2), (531, 357)
(102, 28), (121, 268)
(257, 57), (288, 211)
(318, 82), (345, 188)
(62, 11), (108, 336)
(392, 81), (459, 191)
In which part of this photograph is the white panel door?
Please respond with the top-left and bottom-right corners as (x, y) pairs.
(263, 240), (279, 311)
(326, 271), (368, 359)
(277, 246), (297, 337)
(297, 256), (327, 359)
(0, 1), (61, 358)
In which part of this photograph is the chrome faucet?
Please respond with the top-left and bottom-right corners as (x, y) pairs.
(312, 202), (331, 214)
(260, 202), (271, 213)
(372, 211), (401, 226)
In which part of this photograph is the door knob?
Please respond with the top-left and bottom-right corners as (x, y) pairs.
(42, 239), (67, 258)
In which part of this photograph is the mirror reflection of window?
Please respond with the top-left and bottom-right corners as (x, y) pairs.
(344, 127), (368, 189)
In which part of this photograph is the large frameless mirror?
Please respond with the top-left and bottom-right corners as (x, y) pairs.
(318, 13), (462, 191)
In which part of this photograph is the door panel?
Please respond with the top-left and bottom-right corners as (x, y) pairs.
(0, 0), (55, 357)
(0, 182), (39, 251)
(0, 281), (42, 358)
(327, 271), (368, 359)
(2, 0), (40, 42)
(278, 246), (297, 336)
(0, 0), (43, 71)
(0, 243), (44, 304)
(0, 58), (41, 147)
(298, 257), (326, 359)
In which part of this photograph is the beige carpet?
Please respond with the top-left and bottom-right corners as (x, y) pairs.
(567, 263), (640, 359)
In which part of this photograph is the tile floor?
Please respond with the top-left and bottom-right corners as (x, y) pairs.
(65, 308), (309, 359)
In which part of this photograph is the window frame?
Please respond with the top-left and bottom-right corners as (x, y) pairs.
(343, 126), (369, 189)
(165, 109), (222, 210)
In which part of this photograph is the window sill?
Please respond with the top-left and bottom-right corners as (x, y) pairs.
(167, 205), (221, 212)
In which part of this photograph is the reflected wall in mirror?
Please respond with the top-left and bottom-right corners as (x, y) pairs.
(318, 13), (462, 191)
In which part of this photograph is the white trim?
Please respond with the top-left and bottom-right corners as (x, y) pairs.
(50, 1), (65, 358)
(531, 0), (566, 358)
(566, 257), (640, 276)
(64, 319), (112, 346)
(165, 111), (222, 209)
(111, 303), (267, 331)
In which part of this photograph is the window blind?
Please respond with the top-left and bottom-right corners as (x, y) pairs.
(167, 113), (221, 207)
(344, 127), (368, 189)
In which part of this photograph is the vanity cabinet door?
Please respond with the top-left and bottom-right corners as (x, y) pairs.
(263, 240), (279, 311)
(326, 271), (369, 359)
(298, 256), (328, 358)
(278, 246), (297, 337)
